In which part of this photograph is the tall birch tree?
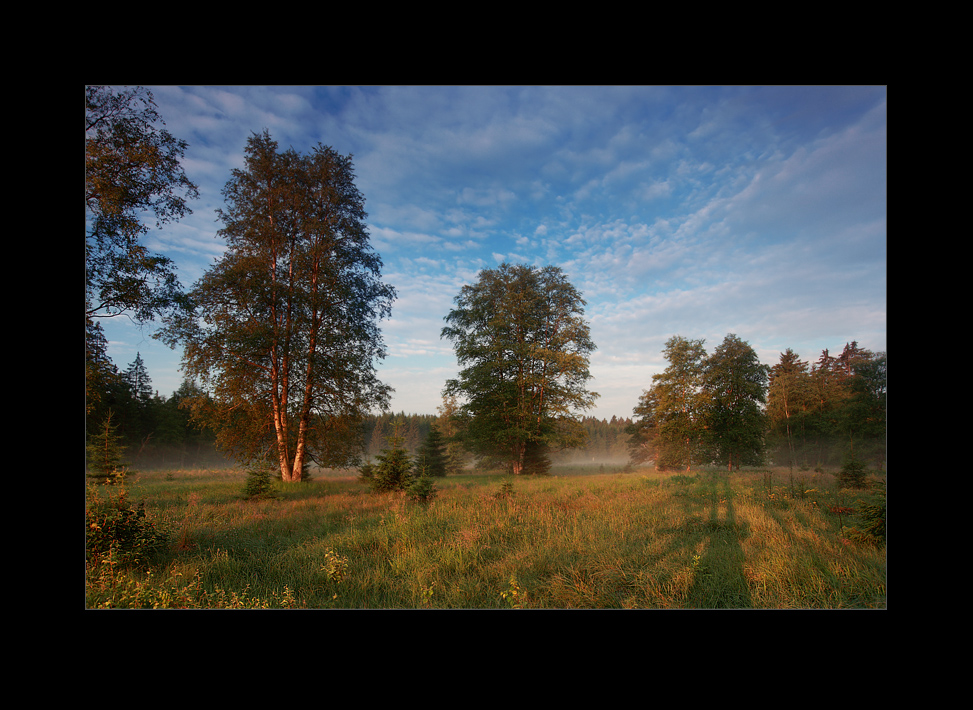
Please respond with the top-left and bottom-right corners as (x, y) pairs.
(160, 131), (394, 481)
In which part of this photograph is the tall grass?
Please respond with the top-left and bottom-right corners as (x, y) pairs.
(85, 466), (886, 609)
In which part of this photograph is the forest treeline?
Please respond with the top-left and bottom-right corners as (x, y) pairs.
(86, 339), (885, 473)
(83, 348), (634, 471)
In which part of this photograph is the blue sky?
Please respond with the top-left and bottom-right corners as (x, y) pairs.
(97, 85), (887, 420)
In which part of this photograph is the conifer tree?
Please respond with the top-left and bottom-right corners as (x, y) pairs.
(413, 426), (449, 478)
(87, 409), (127, 482)
(367, 423), (413, 492)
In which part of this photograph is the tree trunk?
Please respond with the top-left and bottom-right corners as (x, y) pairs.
(511, 441), (525, 475)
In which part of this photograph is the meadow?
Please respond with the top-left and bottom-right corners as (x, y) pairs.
(84, 464), (886, 609)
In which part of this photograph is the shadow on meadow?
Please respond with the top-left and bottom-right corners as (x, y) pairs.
(658, 473), (753, 609)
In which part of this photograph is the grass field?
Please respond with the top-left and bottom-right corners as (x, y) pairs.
(85, 464), (886, 609)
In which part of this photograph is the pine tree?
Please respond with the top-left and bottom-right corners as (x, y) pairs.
(86, 409), (127, 482)
(413, 427), (449, 477)
(367, 424), (413, 493)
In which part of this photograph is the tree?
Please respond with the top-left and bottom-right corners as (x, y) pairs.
(160, 131), (395, 481)
(631, 336), (708, 471)
(86, 316), (119, 418)
(627, 385), (661, 466)
(436, 395), (470, 474)
(837, 347), (887, 467)
(441, 263), (598, 475)
(86, 409), (127, 482)
(766, 348), (811, 471)
(365, 423), (413, 493)
(413, 426), (449, 478)
(702, 334), (769, 470)
(85, 85), (198, 324)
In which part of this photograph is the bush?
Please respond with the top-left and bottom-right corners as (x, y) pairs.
(244, 467), (278, 500)
(838, 454), (868, 488)
(406, 474), (437, 504)
(86, 485), (169, 568)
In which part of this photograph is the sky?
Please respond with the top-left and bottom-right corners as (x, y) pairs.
(96, 85), (887, 421)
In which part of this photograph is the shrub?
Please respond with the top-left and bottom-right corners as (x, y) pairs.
(86, 485), (169, 568)
(367, 432), (413, 493)
(244, 467), (278, 500)
(494, 478), (515, 500)
(838, 454), (868, 488)
(406, 474), (438, 504)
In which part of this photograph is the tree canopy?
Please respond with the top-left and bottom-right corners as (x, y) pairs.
(631, 336), (886, 472)
(85, 85), (198, 324)
(765, 341), (886, 469)
(442, 263), (598, 474)
(702, 334), (769, 470)
(159, 131), (395, 481)
(630, 336), (709, 472)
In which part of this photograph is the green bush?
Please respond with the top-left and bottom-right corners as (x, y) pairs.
(244, 467), (278, 500)
(406, 474), (438, 504)
(367, 436), (413, 493)
(838, 454), (868, 488)
(86, 485), (169, 568)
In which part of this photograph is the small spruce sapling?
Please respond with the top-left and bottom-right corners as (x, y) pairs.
(87, 409), (127, 483)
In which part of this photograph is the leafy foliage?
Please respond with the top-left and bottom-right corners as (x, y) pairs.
(86, 485), (169, 568)
(631, 336), (709, 471)
(85, 85), (198, 324)
(442, 263), (598, 474)
(159, 131), (395, 481)
(701, 334), (769, 470)
(765, 342), (886, 469)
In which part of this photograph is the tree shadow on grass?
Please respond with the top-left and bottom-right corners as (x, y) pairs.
(667, 473), (753, 609)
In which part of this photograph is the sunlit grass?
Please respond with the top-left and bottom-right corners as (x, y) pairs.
(86, 466), (886, 609)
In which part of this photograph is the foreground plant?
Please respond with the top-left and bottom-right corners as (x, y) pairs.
(86, 484), (169, 569)
(88, 567), (300, 609)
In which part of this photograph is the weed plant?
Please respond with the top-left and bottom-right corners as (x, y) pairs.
(85, 465), (886, 609)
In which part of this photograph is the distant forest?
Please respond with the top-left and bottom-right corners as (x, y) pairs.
(86, 342), (885, 473)
(83, 351), (634, 471)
